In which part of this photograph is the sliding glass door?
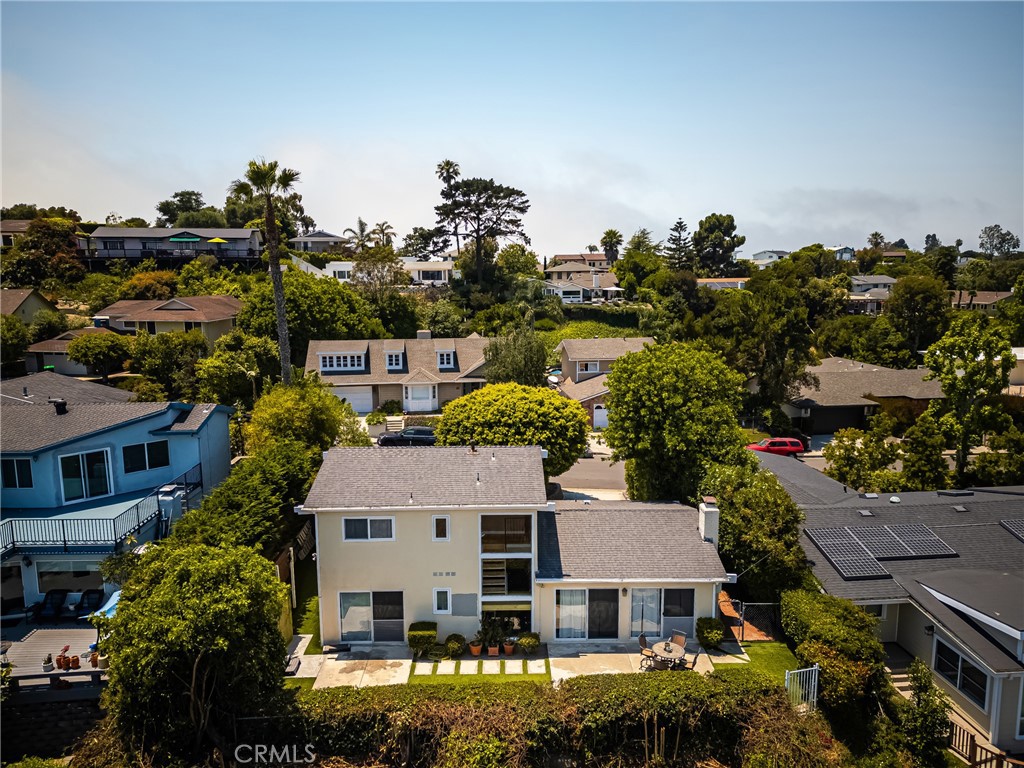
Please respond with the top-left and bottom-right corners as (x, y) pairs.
(587, 589), (619, 639)
(630, 588), (661, 638)
(555, 589), (586, 638)
(340, 591), (404, 642)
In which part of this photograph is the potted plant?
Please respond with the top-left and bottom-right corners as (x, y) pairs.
(503, 637), (516, 655)
(97, 653), (110, 670)
(365, 411), (387, 438)
(468, 637), (483, 657)
(42, 653), (54, 673)
(518, 632), (540, 656)
(479, 616), (506, 657)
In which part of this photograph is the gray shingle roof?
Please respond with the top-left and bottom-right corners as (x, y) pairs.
(792, 357), (943, 407)
(0, 402), (171, 453)
(917, 568), (1024, 632)
(1, 288), (53, 316)
(97, 296), (242, 323)
(27, 326), (121, 354)
(537, 501), (726, 581)
(755, 452), (852, 505)
(87, 227), (259, 240)
(0, 372), (135, 406)
(555, 337), (653, 362)
(303, 446), (548, 510)
(557, 373), (609, 403)
(305, 336), (491, 386)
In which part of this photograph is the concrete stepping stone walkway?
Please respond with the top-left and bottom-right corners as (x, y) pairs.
(526, 659), (547, 674)
(481, 660), (501, 674)
(459, 660), (478, 675)
(412, 661), (434, 675)
(436, 660), (456, 675)
(504, 660), (524, 674)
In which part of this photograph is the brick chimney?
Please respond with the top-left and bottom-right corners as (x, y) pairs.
(698, 496), (719, 547)
(416, 329), (431, 339)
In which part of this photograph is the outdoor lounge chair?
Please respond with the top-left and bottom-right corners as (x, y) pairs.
(74, 589), (105, 619)
(30, 589), (70, 623)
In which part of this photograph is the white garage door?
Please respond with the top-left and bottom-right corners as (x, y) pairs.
(334, 386), (374, 414)
(593, 404), (609, 429)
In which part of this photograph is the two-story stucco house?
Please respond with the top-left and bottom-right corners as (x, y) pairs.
(291, 255), (459, 287)
(1, 288), (57, 325)
(0, 398), (233, 612)
(827, 245), (856, 262)
(83, 227), (262, 260)
(93, 295), (242, 344)
(305, 331), (489, 413)
(288, 230), (348, 253)
(301, 446), (728, 646)
(553, 337), (653, 427)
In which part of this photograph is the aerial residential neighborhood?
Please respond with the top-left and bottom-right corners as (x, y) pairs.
(1, 2), (1022, 767)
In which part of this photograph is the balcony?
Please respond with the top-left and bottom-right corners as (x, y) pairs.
(481, 515), (531, 554)
(0, 464), (202, 556)
(481, 559), (532, 596)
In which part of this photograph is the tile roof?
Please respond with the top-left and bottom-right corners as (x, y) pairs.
(87, 227), (260, 240)
(97, 295), (242, 323)
(0, 288), (52, 316)
(557, 373), (610, 403)
(0, 371), (134, 406)
(305, 336), (491, 385)
(27, 326), (120, 354)
(555, 337), (653, 361)
(555, 273), (621, 290)
(537, 501), (727, 581)
(0, 402), (171, 453)
(792, 357), (943, 407)
(303, 446), (548, 510)
(0, 219), (33, 234)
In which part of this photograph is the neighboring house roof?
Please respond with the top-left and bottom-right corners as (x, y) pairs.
(27, 326), (120, 354)
(303, 446), (548, 510)
(556, 273), (620, 291)
(951, 291), (1013, 308)
(791, 357), (943, 407)
(754, 451), (853, 506)
(555, 337), (653, 362)
(537, 501), (727, 581)
(97, 295), (242, 323)
(557, 373), (610, 403)
(1, 288), (54, 316)
(696, 278), (746, 289)
(289, 230), (343, 241)
(850, 275), (898, 289)
(552, 253), (607, 264)
(544, 264), (606, 275)
(88, 227), (260, 240)
(0, 371), (135, 406)
(0, 401), (172, 453)
(155, 402), (227, 433)
(0, 219), (33, 235)
(847, 288), (891, 301)
(306, 335), (491, 386)
(917, 569), (1024, 633)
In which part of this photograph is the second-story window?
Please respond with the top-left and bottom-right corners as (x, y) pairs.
(321, 354), (364, 371)
(123, 440), (170, 474)
(333, 270), (351, 280)
(343, 517), (395, 541)
(432, 515), (450, 542)
(1, 458), (33, 489)
(579, 362), (600, 373)
(437, 351), (454, 368)
(386, 352), (403, 369)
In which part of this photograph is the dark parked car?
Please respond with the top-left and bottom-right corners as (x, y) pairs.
(377, 426), (437, 446)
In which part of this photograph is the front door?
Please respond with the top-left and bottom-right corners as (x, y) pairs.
(588, 589), (619, 639)
(404, 385), (436, 412)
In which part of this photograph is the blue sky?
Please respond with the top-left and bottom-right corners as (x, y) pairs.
(2, 2), (1022, 256)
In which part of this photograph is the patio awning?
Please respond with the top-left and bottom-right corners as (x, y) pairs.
(169, 236), (200, 242)
(481, 602), (532, 611)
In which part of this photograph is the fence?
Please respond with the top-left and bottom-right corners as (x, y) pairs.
(784, 664), (819, 713)
(948, 721), (1024, 767)
(724, 599), (782, 642)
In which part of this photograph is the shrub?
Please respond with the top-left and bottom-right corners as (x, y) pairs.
(365, 411), (386, 426)
(697, 617), (727, 649)
(408, 621), (438, 658)
(405, 414), (441, 428)
(379, 399), (403, 415)
(444, 633), (467, 657)
(517, 631), (540, 655)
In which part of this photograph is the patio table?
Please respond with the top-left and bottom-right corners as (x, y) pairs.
(651, 641), (685, 662)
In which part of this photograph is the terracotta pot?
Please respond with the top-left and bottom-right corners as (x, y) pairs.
(90, 653), (99, 669)
(469, 642), (482, 657)
(487, 644), (500, 657)
(70, 655), (81, 670)
(61, 656), (72, 671)
(503, 643), (515, 655)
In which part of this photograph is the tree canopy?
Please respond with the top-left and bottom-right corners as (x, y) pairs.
(693, 213), (746, 277)
(484, 325), (547, 387)
(67, 333), (131, 382)
(435, 383), (589, 480)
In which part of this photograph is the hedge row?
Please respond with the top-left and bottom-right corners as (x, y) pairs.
(278, 667), (841, 767)
(781, 590), (886, 710)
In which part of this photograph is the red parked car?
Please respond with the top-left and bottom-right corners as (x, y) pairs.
(746, 438), (805, 458)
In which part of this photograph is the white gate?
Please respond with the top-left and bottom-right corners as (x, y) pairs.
(785, 664), (819, 713)
(593, 404), (609, 429)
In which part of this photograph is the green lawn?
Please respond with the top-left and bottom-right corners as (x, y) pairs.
(740, 428), (770, 444)
(283, 677), (316, 692)
(408, 658), (552, 685)
(740, 642), (801, 683)
(291, 554), (322, 655)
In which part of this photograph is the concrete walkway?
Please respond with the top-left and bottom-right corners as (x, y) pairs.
(288, 634), (324, 679)
(313, 644), (412, 688)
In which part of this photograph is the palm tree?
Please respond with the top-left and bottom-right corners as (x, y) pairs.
(371, 221), (396, 247)
(600, 229), (624, 263)
(436, 159), (461, 256)
(867, 231), (886, 250)
(229, 158), (299, 384)
(344, 217), (371, 253)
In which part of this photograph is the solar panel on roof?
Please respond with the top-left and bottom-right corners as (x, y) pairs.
(885, 524), (957, 559)
(1000, 519), (1024, 544)
(852, 527), (914, 559)
(805, 528), (892, 581)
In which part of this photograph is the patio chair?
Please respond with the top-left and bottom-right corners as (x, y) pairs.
(640, 647), (659, 671)
(31, 590), (71, 623)
(671, 632), (687, 648)
(651, 657), (671, 671)
(74, 589), (105, 620)
(638, 633), (650, 651)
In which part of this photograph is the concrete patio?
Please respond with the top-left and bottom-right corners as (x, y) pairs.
(313, 643), (413, 688)
(548, 640), (715, 684)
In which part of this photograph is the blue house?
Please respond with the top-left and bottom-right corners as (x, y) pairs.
(0, 398), (233, 613)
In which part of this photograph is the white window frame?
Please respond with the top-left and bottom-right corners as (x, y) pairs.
(433, 588), (452, 615)
(332, 269), (351, 280)
(432, 515), (450, 542)
(342, 516), (396, 542)
(386, 352), (403, 369)
(437, 351), (454, 368)
(320, 353), (364, 371)
(58, 448), (113, 505)
(578, 361), (600, 374)
(861, 604), (888, 620)
(933, 636), (990, 711)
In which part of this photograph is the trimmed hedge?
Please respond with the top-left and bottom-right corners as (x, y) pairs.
(405, 414), (441, 428)
(697, 616), (727, 649)
(379, 400), (403, 415)
(365, 410), (387, 426)
(443, 633), (467, 657)
(408, 621), (438, 658)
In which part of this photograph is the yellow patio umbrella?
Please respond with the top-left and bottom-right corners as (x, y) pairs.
(207, 237), (228, 243)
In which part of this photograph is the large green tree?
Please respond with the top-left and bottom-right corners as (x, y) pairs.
(238, 269), (385, 366)
(351, 244), (409, 306)
(67, 333), (131, 382)
(692, 213), (746, 276)
(822, 414), (901, 492)
(129, 330), (210, 399)
(924, 314), (1014, 485)
(154, 190), (205, 227)
(436, 159), (462, 255)
(978, 224), (1020, 258)
(244, 374), (370, 454)
(0, 315), (30, 366)
(600, 229), (623, 263)
(435, 177), (531, 285)
(230, 159), (300, 384)
(175, 206), (228, 229)
(435, 383), (589, 480)
(701, 465), (807, 601)
(195, 329), (279, 408)
(611, 229), (663, 297)
(484, 325), (547, 387)
(97, 542), (288, 760)
(899, 412), (950, 491)
(886, 275), (950, 356)
(665, 218), (695, 272)
(604, 343), (752, 502)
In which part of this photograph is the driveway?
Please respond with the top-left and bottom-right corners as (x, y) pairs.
(314, 644), (412, 688)
(552, 436), (627, 499)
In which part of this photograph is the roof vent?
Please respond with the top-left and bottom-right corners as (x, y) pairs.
(860, 493), (879, 499)
(889, 496), (901, 504)
(952, 505), (968, 513)
(858, 509), (874, 517)
(476, 472), (480, 486)
(22, 386), (28, 397)
(937, 490), (974, 497)
(47, 398), (67, 415)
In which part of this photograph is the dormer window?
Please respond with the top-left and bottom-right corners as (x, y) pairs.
(437, 351), (454, 368)
(386, 352), (403, 369)
(321, 353), (364, 371)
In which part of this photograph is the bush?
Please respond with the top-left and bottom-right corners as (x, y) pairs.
(697, 617), (727, 649)
(379, 399), (403, 415)
(365, 411), (386, 426)
(405, 414), (441, 427)
(517, 631), (540, 655)
(408, 621), (438, 658)
(443, 633), (467, 657)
